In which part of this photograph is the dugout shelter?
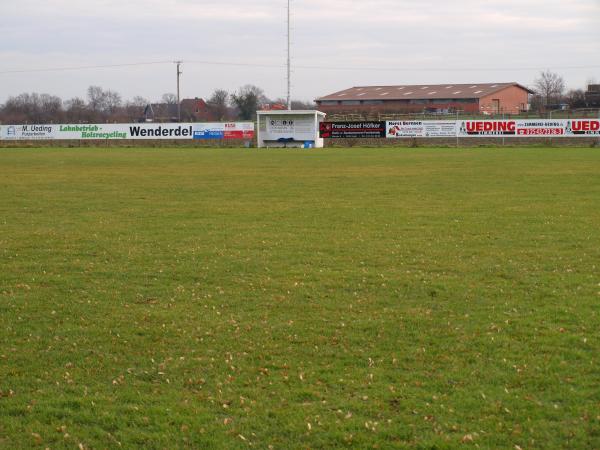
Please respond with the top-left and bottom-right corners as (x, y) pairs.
(256, 110), (326, 148)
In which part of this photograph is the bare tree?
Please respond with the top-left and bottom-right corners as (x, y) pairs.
(291, 100), (316, 110)
(275, 99), (317, 110)
(270, 98), (315, 110)
(534, 70), (565, 106)
(3, 94), (33, 122)
(64, 97), (88, 122)
(128, 96), (149, 108)
(87, 86), (108, 113)
(39, 94), (62, 121)
(124, 96), (149, 121)
(3, 92), (62, 123)
(104, 90), (122, 114)
(161, 93), (177, 105)
(207, 89), (230, 120)
(565, 89), (586, 109)
(65, 97), (86, 110)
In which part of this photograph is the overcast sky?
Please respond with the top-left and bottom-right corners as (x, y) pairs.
(1, 0), (599, 103)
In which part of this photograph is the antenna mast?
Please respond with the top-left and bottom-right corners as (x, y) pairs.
(286, 0), (291, 110)
(175, 61), (183, 121)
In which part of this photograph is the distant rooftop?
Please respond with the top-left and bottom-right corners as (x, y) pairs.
(316, 83), (534, 102)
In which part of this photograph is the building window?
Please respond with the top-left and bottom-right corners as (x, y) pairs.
(492, 99), (500, 113)
(448, 98), (477, 104)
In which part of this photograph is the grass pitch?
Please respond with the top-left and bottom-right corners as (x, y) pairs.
(1, 147), (599, 449)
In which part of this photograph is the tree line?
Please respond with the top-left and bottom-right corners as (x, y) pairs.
(531, 71), (597, 110)
(0, 85), (315, 124)
(1, 72), (596, 124)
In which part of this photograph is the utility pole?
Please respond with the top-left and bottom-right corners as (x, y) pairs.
(286, 0), (291, 110)
(175, 61), (183, 121)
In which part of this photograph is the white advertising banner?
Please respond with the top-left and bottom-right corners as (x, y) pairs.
(263, 115), (316, 141)
(515, 120), (571, 136)
(2, 120), (597, 141)
(387, 121), (457, 138)
(0, 122), (254, 140)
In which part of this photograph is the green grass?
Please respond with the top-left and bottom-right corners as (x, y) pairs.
(1, 147), (599, 449)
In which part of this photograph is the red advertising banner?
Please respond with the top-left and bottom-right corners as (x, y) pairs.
(568, 119), (600, 135)
(458, 121), (516, 136)
(457, 120), (600, 137)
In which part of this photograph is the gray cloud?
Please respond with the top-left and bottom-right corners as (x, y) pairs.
(0, 0), (598, 103)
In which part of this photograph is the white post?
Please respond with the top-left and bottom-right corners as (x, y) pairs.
(597, 108), (600, 147)
(596, 108), (600, 147)
(257, 113), (262, 148)
(502, 112), (505, 146)
(455, 110), (459, 148)
(314, 112), (318, 148)
(549, 109), (553, 147)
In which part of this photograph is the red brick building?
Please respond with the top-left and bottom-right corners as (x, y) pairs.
(180, 98), (215, 122)
(315, 83), (533, 115)
(585, 84), (600, 107)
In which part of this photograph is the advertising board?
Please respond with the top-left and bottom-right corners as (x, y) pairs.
(2, 120), (597, 142)
(319, 120), (600, 139)
(386, 121), (457, 138)
(456, 119), (600, 137)
(193, 122), (255, 140)
(319, 122), (386, 139)
(0, 122), (255, 140)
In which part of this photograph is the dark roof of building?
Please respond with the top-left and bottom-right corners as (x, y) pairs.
(180, 98), (209, 110)
(316, 83), (534, 102)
